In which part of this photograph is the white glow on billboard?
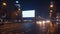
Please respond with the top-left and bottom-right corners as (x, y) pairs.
(22, 10), (35, 18)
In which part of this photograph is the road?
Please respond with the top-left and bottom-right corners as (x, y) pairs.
(0, 23), (37, 34)
(0, 23), (57, 34)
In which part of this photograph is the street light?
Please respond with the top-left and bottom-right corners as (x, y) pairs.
(16, 1), (19, 3)
(50, 4), (53, 8)
(2, 2), (7, 6)
(50, 10), (53, 13)
(50, 1), (54, 8)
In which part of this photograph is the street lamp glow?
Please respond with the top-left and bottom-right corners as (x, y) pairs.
(50, 5), (53, 8)
(16, 1), (19, 3)
(50, 10), (53, 13)
(3, 2), (7, 6)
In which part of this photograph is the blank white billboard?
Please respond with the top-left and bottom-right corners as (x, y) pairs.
(22, 10), (35, 18)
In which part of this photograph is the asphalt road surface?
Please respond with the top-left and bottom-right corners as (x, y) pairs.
(0, 23), (56, 34)
(0, 23), (37, 34)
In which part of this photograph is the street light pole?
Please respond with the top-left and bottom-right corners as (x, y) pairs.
(1, 2), (7, 23)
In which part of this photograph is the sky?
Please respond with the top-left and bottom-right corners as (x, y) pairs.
(0, 0), (60, 19)
(21, 0), (60, 18)
(21, 0), (50, 18)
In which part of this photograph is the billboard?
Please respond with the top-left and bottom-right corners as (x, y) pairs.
(22, 10), (35, 18)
